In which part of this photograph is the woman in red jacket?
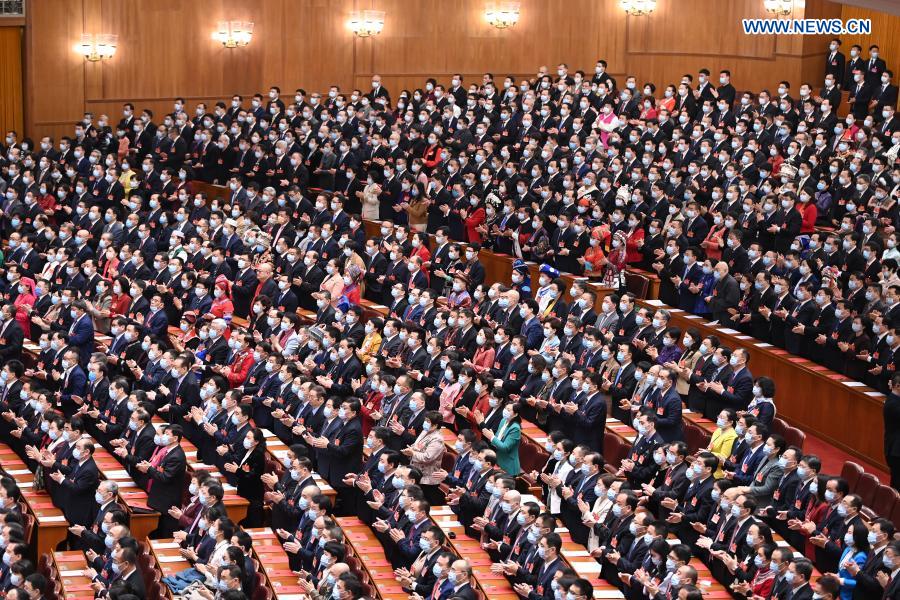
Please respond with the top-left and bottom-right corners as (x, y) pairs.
(222, 330), (255, 388)
(108, 276), (132, 318)
(409, 232), (432, 265)
(624, 213), (646, 264)
(422, 133), (443, 171)
(359, 375), (385, 437)
(798, 189), (818, 234)
(463, 194), (486, 244)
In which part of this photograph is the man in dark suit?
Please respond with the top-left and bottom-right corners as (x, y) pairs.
(849, 517), (894, 599)
(71, 480), (123, 553)
(707, 348), (754, 414)
(512, 532), (564, 600)
(137, 424), (187, 537)
(66, 300), (95, 365)
(708, 262), (740, 324)
(107, 547), (146, 599)
(112, 407), (156, 488)
(0, 304), (24, 366)
(50, 437), (99, 527)
(668, 452), (717, 546)
(652, 368), (684, 442)
(446, 559), (479, 600)
(824, 38), (846, 87)
(566, 373), (607, 453)
(308, 399), (363, 515)
(785, 558), (816, 600)
(57, 348), (88, 415)
(158, 355), (200, 425)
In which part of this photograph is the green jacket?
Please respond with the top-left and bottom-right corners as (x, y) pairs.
(490, 419), (521, 475)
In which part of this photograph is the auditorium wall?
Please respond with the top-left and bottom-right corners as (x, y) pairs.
(21, 0), (891, 141)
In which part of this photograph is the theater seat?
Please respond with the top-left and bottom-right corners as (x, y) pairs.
(856, 473), (880, 508)
(624, 271), (650, 299)
(891, 498), (900, 530)
(604, 433), (627, 470)
(440, 451), (456, 472)
(38, 553), (51, 576)
(22, 511), (34, 545)
(684, 423), (710, 454)
(872, 485), (899, 521)
(518, 439), (546, 476)
(264, 456), (281, 475)
(771, 417), (789, 438)
(252, 586), (272, 600)
(784, 426), (806, 451)
(841, 461), (864, 491)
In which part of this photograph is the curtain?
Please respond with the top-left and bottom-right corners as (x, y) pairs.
(0, 26), (24, 139)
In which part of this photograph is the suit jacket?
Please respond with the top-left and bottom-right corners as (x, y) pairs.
(146, 445), (187, 513)
(60, 457), (100, 526)
(0, 319), (23, 363)
(318, 417), (363, 486)
(66, 315), (96, 365)
(528, 557), (563, 599)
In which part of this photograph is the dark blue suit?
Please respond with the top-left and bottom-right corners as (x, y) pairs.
(60, 365), (88, 414)
(653, 387), (684, 442)
(519, 317), (544, 350)
(528, 557), (563, 599)
(144, 309), (169, 338)
(66, 314), (95, 365)
(713, 366), (754, 416)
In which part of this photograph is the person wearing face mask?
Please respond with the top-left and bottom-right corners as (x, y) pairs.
(222, 428), (266, 526)
(135, 423), (187, 537)
(47, 438), (99, 528)
(112, 407), (158, 489)
(71, 480), (123, 553)
(664, 453), (717, 546)
(306, 399), (363, 512)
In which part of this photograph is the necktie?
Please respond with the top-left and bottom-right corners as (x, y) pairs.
(147, 446), (168, 493)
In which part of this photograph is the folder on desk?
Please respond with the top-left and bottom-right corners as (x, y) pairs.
(56, 554), (86, 563)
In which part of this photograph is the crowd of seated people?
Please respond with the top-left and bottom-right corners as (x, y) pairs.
(0, 43), (898, 598)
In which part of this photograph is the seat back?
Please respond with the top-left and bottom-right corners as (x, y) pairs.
(784, 426), (806, 451)
(841, 461), (864, 491)
(873, 485), (899, 521)
(38, 553), (51, 576)
(604, 432), (628, 468)
(891, 497), (900, 531)
(856, 473), (880, 508)
(771, 417), (789, 438)
(624, 271), (650, 299)
(684, 423), (711, 454)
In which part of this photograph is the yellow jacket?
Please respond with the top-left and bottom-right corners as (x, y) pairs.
(358, 331), (382, 363)
(708, 427), (738, 478)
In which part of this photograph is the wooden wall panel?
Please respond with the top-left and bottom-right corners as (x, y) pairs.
(25, 0), (86, 140)
(626, 0), (776, 59)
(23, 0), (895, 141)
(0, 27), (24, 139)
(840, 4), (900, 73)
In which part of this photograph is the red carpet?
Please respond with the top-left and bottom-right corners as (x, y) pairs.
(804, 431), (890, 483)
